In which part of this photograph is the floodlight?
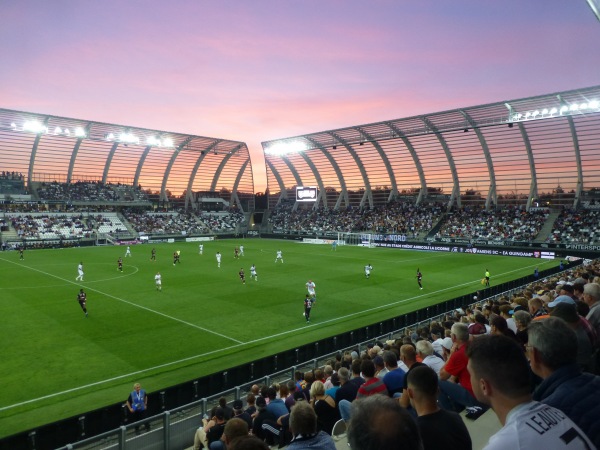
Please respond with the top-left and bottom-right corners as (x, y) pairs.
(23, 120), (47, 134)
(64, 129), (70, 136)
(146, 136), (159, 146)
(10, 122), (16, 129)
(532, 110), (539, 117)
(265, 140), (307, 156)
(542, 108), (549, 115)
(569, 104), (579, 111)
(550, 107), (558, 115)
(589, 100), (599, 109)
(162, 138), (174, 147)
(74, 127), (86, 137)
(525, 112), (531, 119)
(560, 105), (569, 114)
(54, 127), (62, 134)
(106, 133), (115, 141)
(579, 103), (588, 110)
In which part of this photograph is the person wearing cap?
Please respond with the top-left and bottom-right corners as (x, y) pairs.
(529, 317), (600, 448)
(583, 282), (600, 338)
(194, 406), (227, 450)
(441, 336), (453, 361)
(251, 396), (277, 444)
(231, 399), (252, 429)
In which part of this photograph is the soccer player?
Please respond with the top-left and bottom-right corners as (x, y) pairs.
(216, 251), (222, 268)
(199, 243), (203, 255)
(250, 264), (258, 281)
(117, 257), (123, 272)
(77, 288), (88, 317)
(239, 245), (244, 256)
(125, 246), (132, 257)
(332, 240), (337, 251)
(155, 272), (162, 291)
(239, 268), (246, 285)
(173, 251), (181, 265)
(484, 269), (490, 287)
(76, 262), (84, 281)
(304, 294), (313, 323)
(275, 250), (283, 263)
(234, 247), (239, 259)
(150, 248), (156, 261)
(416, 268), (423, 290)
(364, 264), (373, 279)
(19, 246), (24, 260)
(306, 280), (316, 300)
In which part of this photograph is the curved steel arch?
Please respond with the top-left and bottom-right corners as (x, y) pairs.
(230, 159), (251, 212)
(160, 137), (194, 202)
(517, 121), (537, 210)
(67, 122), (92, 184)
(385, 122), (427, 204)
(305, 136), (350, 209)
(460, 110), (497, 209)
(299, 152), (328, 209)
(133, 145), (153, 189)
(328, 131), (373, 209)
(566, 115), (583, 208)
(281, 155), (304, 211)
(183, 140), (221, 209)
(266, 159), (288, 206)
(209, 143), (245, 191)
(355, 126), (398, 201)
(27, 116), (49, 184)
(102, 141), (120, 184)
(422, 117), (460, 209)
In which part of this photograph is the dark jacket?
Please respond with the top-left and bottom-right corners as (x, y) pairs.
(533, 363), (600, 448)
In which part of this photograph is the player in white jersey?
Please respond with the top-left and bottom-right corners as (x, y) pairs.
(364, 264), (373, 279)
(216, 251), (222, 268)
(155, 272), (162, 291)
(125, 246), (132, 257)
(250, 264), (257, 281)
(306, 280), (316, 300)
(275, 250), (283, 263)
(199, 244), (203, 255)
(239, 245), (244, 256)
(76, 262), (84, 281)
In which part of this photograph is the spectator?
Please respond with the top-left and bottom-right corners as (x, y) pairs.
(251, 397), (276, 444)
(583, 283), (600, 338)
(286, 401), (336, 450)
(407, 365), (472, 450)
(529, 317), (600, 447)
(467, 334), (594, 449)
(231, 399), (252, 429)
(309, 380), (340, 435)
(550, 303), (597, 371)
(228, 435), (270, 450)
(347, 395), (422, 450)
(381, 350), (406, 397)
(339, 359), (387, 421)
(397, 344), (426, 410)
(194, 407), (227, 450)
(210, 417), (248, 450)
(438, 323), (485, 412)
(415, 340), (445, 375)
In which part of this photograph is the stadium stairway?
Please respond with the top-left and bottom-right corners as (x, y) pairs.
(116, 212), (138, 237)
(0, 225), (19, 242)
(533, 211), (560, 243)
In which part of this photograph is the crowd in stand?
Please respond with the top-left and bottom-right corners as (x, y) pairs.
(184, 260), (600, 450)
(0, 171), (27, 195)
(435, 208), (549, 242)
(270, 200), (444, 237)
(546, 208), (600, 245)
(35, 181), (149, 203)
(9, 214), (93, 239)
(0, 171), (24, 181)
(123, 210), (211, 235)
(200, 211), (245, 233)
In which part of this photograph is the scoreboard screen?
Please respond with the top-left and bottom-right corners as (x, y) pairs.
(296, 186), (318, 202)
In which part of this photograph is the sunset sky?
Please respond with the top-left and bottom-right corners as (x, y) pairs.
(1, 0), (599, 193)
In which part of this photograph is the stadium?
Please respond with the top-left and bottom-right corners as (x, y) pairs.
(2, 83), (600, 449)
(2, 3), (600, 449)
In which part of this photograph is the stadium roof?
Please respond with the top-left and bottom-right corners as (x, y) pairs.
(262, 85), (600, 210)
(0, 109), (254, 207)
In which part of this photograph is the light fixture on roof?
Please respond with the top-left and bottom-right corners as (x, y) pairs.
(23, 120), (47, 134)
(74, 127), (86, 138)
(264, 140), (308, 156)
(54, 126), (63, 134)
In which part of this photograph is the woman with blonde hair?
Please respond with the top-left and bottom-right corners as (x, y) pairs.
(309, 380), (340, 435)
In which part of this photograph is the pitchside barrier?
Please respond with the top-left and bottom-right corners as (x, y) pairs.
(2, 261), (580, 450)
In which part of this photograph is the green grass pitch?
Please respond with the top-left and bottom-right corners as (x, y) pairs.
(0, 239), (554, 437)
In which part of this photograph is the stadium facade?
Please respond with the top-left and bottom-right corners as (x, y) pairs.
(263, 85), (600, 211)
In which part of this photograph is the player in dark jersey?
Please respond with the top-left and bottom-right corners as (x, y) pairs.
(77, 289), (88, 317)
(304, 294), (313, 323)
(173, 251), (181, 266)
(118, 257), (123, 272)
(416, 268), (423, 290)
(234, 247), (239, 259)
(150, 248), (156, 261)
(19, 246), (24, 260)
(239, 268), (246, 284)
